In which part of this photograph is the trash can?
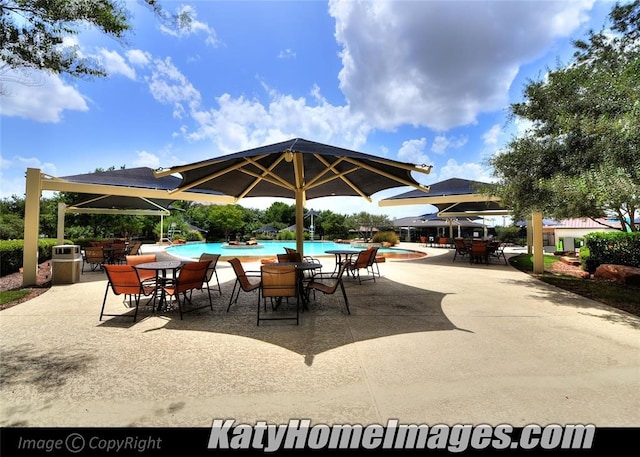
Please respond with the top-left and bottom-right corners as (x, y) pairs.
(52, 245), (82, 284)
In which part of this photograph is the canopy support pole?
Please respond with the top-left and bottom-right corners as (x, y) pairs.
(23, 168), (42, 287)
(532, 211), (544, 274)
(57, 202), (66, 244)
(293, 152), (305, 256)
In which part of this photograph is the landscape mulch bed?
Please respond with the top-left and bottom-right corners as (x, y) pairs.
(0, 261), (53, 311)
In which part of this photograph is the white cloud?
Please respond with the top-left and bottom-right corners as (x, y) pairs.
(278, 49), (296, 59)
(431, 134), (468, 154)
(126, 49), (152, 67)
(0, 70), (88, 123)
(133, 150), (161, 169)
(181, 84), (370, 156)
(397, 138), (430, 166)
(147, 57), (202, 118)
(98, 49), (136, 80)
(482, 124), (502, 146)
(0, 155), (57, 198)
(329, 0), (594, 131)
(438, 158), (494, 183)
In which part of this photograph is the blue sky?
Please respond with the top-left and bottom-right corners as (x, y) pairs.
(0, 0), (615, 221)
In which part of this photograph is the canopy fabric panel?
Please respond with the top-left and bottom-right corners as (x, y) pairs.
(380, 177), (506, 216)
(157, 138), (431, 201)
(60, 167), (182, 190)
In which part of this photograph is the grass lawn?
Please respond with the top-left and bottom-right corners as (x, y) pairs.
(509, 254), (640, 318)
(0, 289), (31, 306)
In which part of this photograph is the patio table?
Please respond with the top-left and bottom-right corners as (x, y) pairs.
(325, 249), (360, 276)
(134, 260), (191, 311)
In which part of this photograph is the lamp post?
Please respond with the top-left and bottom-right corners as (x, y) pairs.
(305, 209), (318, 241)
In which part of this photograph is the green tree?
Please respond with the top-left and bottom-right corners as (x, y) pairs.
(347, 212), (393, 239)
(0, 195), (26, 239)
(0, 0), (186, 94)
(263, 201), (296, 227)
(0, 210), (23, 239)
(316, 210), (348, 239)
(207, 204), (245, 241)
(490, 1), (640, 231)
(184, 204), (210, 235)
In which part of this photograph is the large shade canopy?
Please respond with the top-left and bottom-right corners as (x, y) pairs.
(22, 167), (234, 286)
(155, 138), (432, 254)
(55, 167), (229, 241)
(380, 178), (507, 217)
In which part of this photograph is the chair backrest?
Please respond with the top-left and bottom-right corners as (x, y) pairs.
(319, 260), (349, 294)
(229, 258), (257, 291)
(104, 264), (142, 295)
(125, 253), (157, 281)
(128, 241), (142, 255)
(199, 253), (220, 282)
(85, 246), (104, 261)
(366, 247), (379, 267)
(276, 254), (290, 263)
(261, 264), (297, 298)
(126, 253), (156, 266)
(174, 261), (210, 293)
(353, 249), (372, 268)
(471, 242), (488, 255)
(284, 247), (297, 255)
(454, 239), (468, 252)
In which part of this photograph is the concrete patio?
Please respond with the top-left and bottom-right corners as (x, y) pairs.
(1, 244), (638, 428)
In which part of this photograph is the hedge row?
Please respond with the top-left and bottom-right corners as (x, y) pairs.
(0, 239), (69, 275)
(581, 232), (640, 273)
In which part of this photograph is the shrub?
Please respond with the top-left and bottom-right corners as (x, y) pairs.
(371, 230), (399, 245)
(277, 230), (295, 240)
(582, 232), (640, 273)
(185, 230), (204, 242)
(495, 226), (522, 245)
(72, 238), (105, 248)
(0, 239), (62, 275)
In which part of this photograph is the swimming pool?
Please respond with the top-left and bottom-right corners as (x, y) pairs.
(166, 240), (422, 259)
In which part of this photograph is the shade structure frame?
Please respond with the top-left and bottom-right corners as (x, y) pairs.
(154, 138), (433, 256)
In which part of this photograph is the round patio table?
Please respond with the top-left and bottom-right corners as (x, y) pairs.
(134, 260), (186, 311)
(325, 249), (360, 276)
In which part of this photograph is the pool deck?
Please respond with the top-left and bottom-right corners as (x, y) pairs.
(1, 242), (638, 430)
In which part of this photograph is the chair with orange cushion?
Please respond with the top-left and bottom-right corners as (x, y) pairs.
(469, 241), (489, 265)
(348, 248), (377, 284)
(227, 258), (261, 312)
(305, 260), (350, 315)
(101, 264), (155, 322)
(82, 246), (105, 273)
(258, 264), (299, 326)
(125, 253), (158, 287)
(199, 253), (222, 295)
(161, 260), (213, 319)
(365, 246), (380, 278)
(127, 240), (143, 256)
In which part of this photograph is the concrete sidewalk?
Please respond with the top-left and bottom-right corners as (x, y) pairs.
(1, 244), (638, 427)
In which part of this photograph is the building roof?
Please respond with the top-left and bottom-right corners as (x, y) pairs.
(552, 218), (621, 230)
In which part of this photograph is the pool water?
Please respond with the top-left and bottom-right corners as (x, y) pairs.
(166, 240), (421, 259)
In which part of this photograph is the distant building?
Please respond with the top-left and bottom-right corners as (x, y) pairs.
(544, 218), (621, 252)
(392, 214), (485, 242)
